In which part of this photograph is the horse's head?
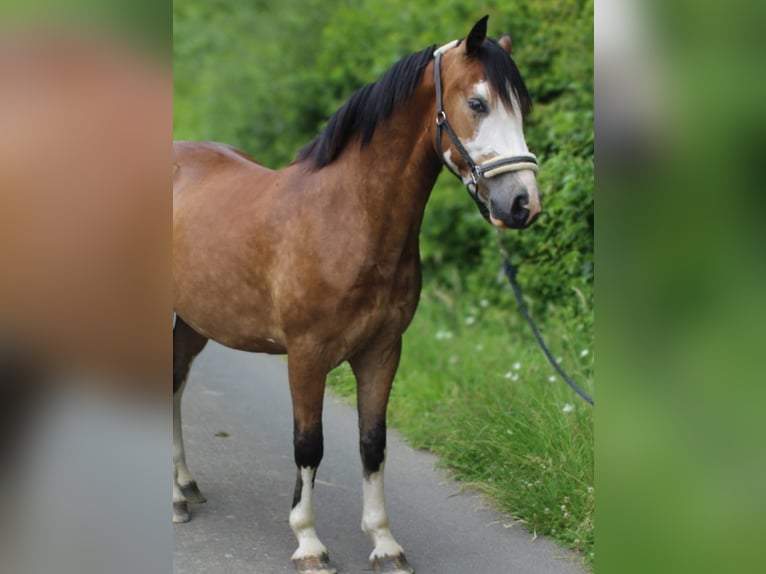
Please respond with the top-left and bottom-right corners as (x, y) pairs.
(434, 16), (540, 229)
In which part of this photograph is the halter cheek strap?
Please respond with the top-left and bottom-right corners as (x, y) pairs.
(433, 41), (538, 201)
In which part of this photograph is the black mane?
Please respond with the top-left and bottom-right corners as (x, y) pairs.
(294, 46), (435, 169)
(295, 38), (532, 169)
(479, 38), (533, 116)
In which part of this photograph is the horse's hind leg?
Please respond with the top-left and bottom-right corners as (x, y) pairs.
(286, 351), (336, 574)
(173, 315), (208, 524)
(350, 337), (414, 574)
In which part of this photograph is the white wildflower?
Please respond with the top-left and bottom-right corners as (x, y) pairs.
(562, 403), (575, 413)
(465, 316), (476, 325)
(548, 375), (556, 382)
(513, 361), (521, 370)
(580, 348), (589, 357)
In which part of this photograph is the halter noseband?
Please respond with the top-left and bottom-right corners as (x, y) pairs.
(433, 41), (538, 203)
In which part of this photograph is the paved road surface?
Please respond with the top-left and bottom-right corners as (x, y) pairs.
(173, 342), (587, 574)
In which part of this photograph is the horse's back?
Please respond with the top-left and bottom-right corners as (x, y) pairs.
(173, 141), (272, 192)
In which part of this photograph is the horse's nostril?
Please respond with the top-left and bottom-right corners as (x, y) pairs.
(511, 193), (530, 225)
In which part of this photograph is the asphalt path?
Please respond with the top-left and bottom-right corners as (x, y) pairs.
(173, 342), (587, 574)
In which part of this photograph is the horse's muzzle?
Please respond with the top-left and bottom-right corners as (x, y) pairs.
(486, 171), (541, 229)
(488, 190), (540, 229)
(490, 191), (527, 228)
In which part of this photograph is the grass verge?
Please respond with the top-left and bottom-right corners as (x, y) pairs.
(327, 286), (594, 568)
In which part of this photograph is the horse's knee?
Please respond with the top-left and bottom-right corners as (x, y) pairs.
(360, 420), (386, 476)
(293, 422), (323, 470)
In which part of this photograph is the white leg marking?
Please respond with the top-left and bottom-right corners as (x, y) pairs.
(173, 380), (195, 487)
(290, 467), (329, 560)
(172, 465), (185, 504)
(362, 463), (405, 560)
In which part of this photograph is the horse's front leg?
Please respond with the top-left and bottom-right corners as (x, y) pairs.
(350, 337), (414, 574)
(287, 352), (336, 574)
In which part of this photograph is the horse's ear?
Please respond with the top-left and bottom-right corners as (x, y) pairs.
(466, 15), (489, 56)
(498, 34), (513, 54)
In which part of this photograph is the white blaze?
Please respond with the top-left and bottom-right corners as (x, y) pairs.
(467, 81), (530, 161)
(465, 81), (540, 217)
(441, 81), (538, 191)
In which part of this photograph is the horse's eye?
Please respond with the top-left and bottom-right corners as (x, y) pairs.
(468, 98), (487, 114)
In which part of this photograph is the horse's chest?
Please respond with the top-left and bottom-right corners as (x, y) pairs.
(351, 261), (421, 335)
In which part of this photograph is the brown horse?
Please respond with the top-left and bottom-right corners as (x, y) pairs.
(173, 16), (540, 574)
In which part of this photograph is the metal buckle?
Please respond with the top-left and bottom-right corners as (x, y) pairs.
(435, 110), (447, 126)
(470, 166), (481, 186)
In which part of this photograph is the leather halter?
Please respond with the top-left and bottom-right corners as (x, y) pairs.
(433, 41), (539, 204)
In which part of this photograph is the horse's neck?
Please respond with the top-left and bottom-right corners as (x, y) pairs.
(340, 112), (442, 250)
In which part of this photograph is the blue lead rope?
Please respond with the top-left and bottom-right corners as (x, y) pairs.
(499, 244), (595, 406)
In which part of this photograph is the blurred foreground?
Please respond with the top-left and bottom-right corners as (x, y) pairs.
(0, 387), (169, 574)
(597, 0), (766, 572)
(0, 11), (171, 574)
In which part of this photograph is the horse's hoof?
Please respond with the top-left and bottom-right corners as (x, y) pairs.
(372, 554), (415, 574)
(292, 553), (337, 574)
(180, 481), (207, 504)
(172, 501), (191, 524)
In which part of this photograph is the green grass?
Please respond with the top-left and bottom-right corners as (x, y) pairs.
(327, 285), (594, 568)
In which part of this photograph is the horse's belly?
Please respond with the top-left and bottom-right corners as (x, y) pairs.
(173, 247), (286, 352)
(174, 273), (285, 350)
(213, 334), (287, 354)
(176, 303), (287, 354)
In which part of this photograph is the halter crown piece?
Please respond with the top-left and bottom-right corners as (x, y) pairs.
(433, 40), (539, 203)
